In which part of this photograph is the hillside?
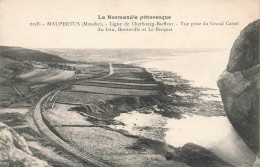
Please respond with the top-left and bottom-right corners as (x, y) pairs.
(0, 46), (68, 63)
(0, 46), (73, 107)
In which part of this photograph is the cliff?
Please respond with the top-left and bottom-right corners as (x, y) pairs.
(0, 122), (51, 167)
(217, 20), (259, 153)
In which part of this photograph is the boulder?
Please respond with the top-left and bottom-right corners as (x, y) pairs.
(0, 122), (51, 167)
(227, 20), (259, 72)
(217, 20), (260, 153)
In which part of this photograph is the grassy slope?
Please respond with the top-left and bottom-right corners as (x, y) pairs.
(0, 46), (70, 83)
(0, 46), (72, 107)
(0, 46), (68, 63)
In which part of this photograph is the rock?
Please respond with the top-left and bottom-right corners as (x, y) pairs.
(227, 20), (259, 72)
(173, 143), (233, 167)
(0, 122), (51, 167)
(217, 20), (260, 153)
(165, 152), (173, 160)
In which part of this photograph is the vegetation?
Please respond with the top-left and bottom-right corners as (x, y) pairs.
(47, 63), (81, 74)
(0, 46), (71, 107)
(0, 61), (33, 82)
(54, 91), (119, 104)
(0, 46), (68, 62)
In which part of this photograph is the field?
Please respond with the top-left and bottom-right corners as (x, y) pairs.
(43, 70), (74, 82)
(74, 82), (157, 90)
(77, 80), (158, 90)
(19, 69), (48, 78)
(98, 64), (155, 84)
(19, 62), (108, 84)
(53, 91), (121, 104)
(42, 104), (92, 126)
(58, 63), (93, 68)
(76, 63), (109, 78)
(71, 85), (158, 96)
(49, 62), (159, 105)
(20, 69), (75, 83)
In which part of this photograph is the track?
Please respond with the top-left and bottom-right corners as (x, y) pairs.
(33, 63), (114, 167)
(33, 91), (112, 167)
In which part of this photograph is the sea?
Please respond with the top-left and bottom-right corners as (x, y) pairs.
(111, 50), (256, 167)
(48, 48), (257, 166)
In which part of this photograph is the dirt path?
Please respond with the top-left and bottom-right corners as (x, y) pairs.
(108, 63), (114, 76)
(98, 63), (114, 79)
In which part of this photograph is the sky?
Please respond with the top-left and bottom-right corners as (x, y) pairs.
(0, 0), (259, 49)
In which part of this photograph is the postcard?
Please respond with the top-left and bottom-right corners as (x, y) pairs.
(0, 0), (259, 167)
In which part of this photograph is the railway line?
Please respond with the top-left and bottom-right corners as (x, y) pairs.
(33, 63), (115, 167)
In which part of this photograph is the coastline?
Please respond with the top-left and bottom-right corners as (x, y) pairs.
(107, 64), (255, 167)
(1, 60), (254, 167)
(50, 64), (235, 166)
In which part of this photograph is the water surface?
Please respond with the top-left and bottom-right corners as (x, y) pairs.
(119, 50), (256, 166)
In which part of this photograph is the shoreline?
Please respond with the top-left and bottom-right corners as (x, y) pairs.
(106, 65), (256, 167)
(1, 45), (257, 167)
(69, 64), (226, 121)
(0, 62), (233, 167)
(58, 64), (233, 166)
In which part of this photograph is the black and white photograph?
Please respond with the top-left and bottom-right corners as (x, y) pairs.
(0, 0), (259, 167)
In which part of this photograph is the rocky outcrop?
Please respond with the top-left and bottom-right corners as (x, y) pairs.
(0, 122), (51, 167)
(173, 143), (234, 167)
(227, 20), (259, 72)
(217, 20), (259, 153)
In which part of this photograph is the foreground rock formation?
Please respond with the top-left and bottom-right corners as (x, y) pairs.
(218, 20), (259, 153)
(0, 122), (51, 167)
